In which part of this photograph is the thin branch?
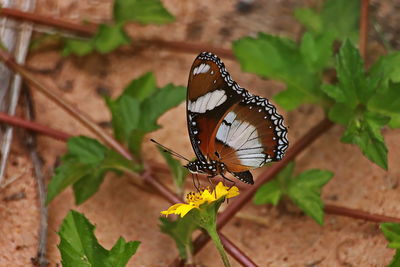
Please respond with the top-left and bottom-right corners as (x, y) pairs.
(0, 7), (96, 36)
(359, 0), (369, 60)
(325, 204), (400, 223)
(22, 86), (48, 267)
(0, 112), (70, 141)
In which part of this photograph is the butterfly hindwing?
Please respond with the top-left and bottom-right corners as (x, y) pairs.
(213, 97), (288, 173)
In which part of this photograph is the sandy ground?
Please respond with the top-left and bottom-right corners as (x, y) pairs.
(1, 0), (400, 266)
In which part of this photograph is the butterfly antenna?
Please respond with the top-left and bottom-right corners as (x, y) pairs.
(150, 139), (190, 162)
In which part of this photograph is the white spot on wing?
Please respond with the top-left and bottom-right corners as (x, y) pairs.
(215, 112), (265, 167)
(188, 90), (226, 113)
(193, 63), (210, 75)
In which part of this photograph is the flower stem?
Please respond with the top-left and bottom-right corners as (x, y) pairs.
(204, 224), (231, 267)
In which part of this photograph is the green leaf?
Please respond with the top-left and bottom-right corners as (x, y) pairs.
(295, 0), (359, 42)
(294, 8), (322, 34)
(233, 33), (320, 109)
(106, 95), (140, 142)
(72, 170), (106, 205)
(341, 114), (389, 170)
(300, 32), (334, 72)
(114, 0), (174, 24)
(109, 238), (140, 267)
(63, 39), (93, 56)
(124, 72), (157, 101)
(159, 217), (197, 259)
(288, 169), (333, 225)
(368, 81), (400, 128)
(381, 223), (400, 249)
(58, 210), (140, 267)
(389, 251), (400, 267)
(273, 86), (309, 111)
(328, 103), (356, 125)
(128, 129), (146, 157)
(157, 147), (188, 192)
(319, 0), (359, 42)
(93, 24), (131, 54)
(253, 162), (294, 205)
(138, 84), (186, 132)
(253, 179), (282, 205)
(336, 40), (369, 107)
(369, 52), (400, 85)
(47, 137), (141, 204)
(321, 84), (346, 103)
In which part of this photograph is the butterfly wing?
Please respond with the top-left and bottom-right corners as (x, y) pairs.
(187, 52), (288, 185)
(187, 52), (242, 162)
(213, 97), (288, 174)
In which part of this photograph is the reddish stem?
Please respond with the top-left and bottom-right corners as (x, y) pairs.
(0, 112), (70, 141)
(0, 7), (96, 36)
(325, 204), (400, 223)
(359, 0), (369, 60)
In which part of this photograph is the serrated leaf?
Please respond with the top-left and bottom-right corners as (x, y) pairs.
(47, 137), (141, 204)
(73, 170), (106, 205)
(341, 116), (388, 170)
(273, 86), (309, 111)
(106, 95), (140, 142)
(253, 179), (282, 205)
(320, 0), (359, 42)
(253, 162), (294, 205)
(109, 238), (140, 267)
(233, 33), (320, 109)
(294, 8), (322, 33)
(381, 223), (400, 249)
(287, 169), (333, 225)
(328, 103), (355, 125)
(124, 72), (157, 101)
(159, 217), (197, 259)
(300, 32), (334, 72)
(157, 147), (188, 191)
(63, 39), (93, 56)
(138, 84), (186, 132)
(368, 81), (400, 128)
(321, 84), (346, 103)
(93, 23), (131, 54)
(58, 210), (140, 267)
(336, 40), (369, 107)
(369, 52), (400, 85)
(114, 0), (174, 24)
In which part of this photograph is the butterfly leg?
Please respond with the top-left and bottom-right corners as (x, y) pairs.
(192, 173), (200, 192)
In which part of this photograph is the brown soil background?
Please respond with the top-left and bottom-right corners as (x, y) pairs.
(1, 0), (400, 266)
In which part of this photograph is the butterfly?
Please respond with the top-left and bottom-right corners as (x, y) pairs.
(153, 52), (288, 185)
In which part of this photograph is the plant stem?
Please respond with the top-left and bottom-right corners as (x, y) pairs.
(0, 112), (70, 141)
(0, 7), (96, 36)
(204, 225), (231, 267)
(325, 204), (400, 223)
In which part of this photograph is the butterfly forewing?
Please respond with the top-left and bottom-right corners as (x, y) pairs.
(187, 53), (242, 161)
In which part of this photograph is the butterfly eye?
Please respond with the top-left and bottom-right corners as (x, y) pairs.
(215, 152), (221, 159)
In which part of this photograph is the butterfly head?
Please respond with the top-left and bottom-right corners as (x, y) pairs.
(185, 160), (226, 176)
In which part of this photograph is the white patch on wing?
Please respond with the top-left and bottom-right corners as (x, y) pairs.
(193, 63), (211, 75)
(216, 113), (265, 167)
(188, 90), (226, 113)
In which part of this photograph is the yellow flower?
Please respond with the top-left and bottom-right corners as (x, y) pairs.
(161, 182), (240, 217)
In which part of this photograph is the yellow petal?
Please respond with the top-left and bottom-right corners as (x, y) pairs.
(160, 203), (183, 216)
(201, 189), (217, 203)
(214, 182), (229, 199)
(175, 203), (196, 217)
(227, 186), (240, 198)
